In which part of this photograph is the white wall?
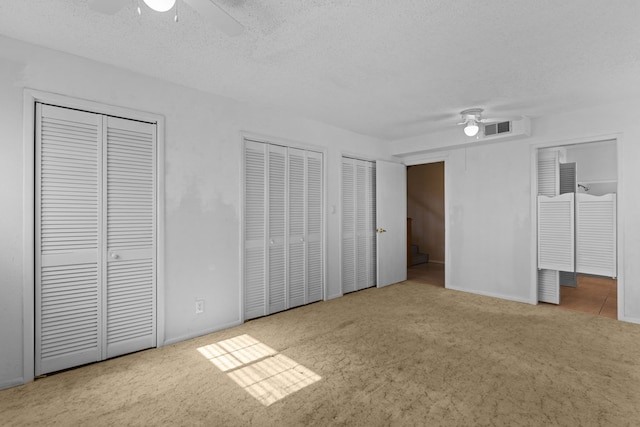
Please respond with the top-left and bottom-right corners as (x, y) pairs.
(392, 101), (640, 322)
(566, 141), (617, 195)
(0, 35), (389, 388)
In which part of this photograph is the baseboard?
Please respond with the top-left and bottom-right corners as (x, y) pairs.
(429, 260), (445, 265)
(0, 377), (25, 391)
(446, 285), (533, 305)
(326, 292), (343, 301)
(163, 320), (243, 346)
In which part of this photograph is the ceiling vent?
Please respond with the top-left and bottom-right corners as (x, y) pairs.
(479, 117), (531, 142)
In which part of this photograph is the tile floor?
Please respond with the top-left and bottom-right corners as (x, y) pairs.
(558, 274), (617, 319)
(407, 263), (617, 320)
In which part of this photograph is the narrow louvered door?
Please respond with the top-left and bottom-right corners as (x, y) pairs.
(365, 162), (377, 288)
(268, 145), (287, 314)
(244, 141), (267, 320)
(36, 104), (102, 375)
(537, 193), (575, 272)
(104, 116), (157, 359)
(355, 161), (368, 290)
(576, 193), (617, 277)
(306, 151), (323, 303)
(288, 148), (306, 308)
(341, 158), (357, 293)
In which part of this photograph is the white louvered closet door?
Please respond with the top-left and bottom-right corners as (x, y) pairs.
(306, 151), (324, 303)
(244, 140), (324, 319)
(536, 149), (561, 304)
(36, 104), (157, 375)
(267, 144), (287, 314)
(576, 193), (617, 278)
(36, 104), (102, 375)
(288, 148), (306, 308)
(244, 141), (267, 320)
(341, 158), (357, 294)
(341, 157), (376, 294)
(104, 116), (157, 359)
(537, 193), (575, 272)
(364, 161), (376, 289)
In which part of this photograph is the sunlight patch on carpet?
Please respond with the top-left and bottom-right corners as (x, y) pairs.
(197, 334), (321, 406)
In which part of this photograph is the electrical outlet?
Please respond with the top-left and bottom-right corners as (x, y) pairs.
(195, 299), (204, 314)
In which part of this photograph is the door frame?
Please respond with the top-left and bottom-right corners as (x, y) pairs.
(22, 89), (166, 383)
(403, 154), (450, 288)
(529, 134), (624, 319)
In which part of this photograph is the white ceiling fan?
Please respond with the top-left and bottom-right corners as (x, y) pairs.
(457, 108), (521, 137)
(88, 0), (244, 36)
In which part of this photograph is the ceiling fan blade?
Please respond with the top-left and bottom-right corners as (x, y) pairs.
(184, 0), (244, 36)
(88, 0), (129, 15)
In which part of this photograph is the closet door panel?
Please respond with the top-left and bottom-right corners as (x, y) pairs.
(576, 193), (617, 277)
(365, 162), (377, 288)
(268, 145), (287, 314)
(288, 149), (306, 308)
(355, 161), (368, 291)
(36, 104), (102, 375)
(306, 151), (323, 303)
(244, 141), (267, 320)
(341, 159), (356, 294)
(537, 193), (575, 272)
(104, 116), (157, 358)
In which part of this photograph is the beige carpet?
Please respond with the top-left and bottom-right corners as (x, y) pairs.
(2, 280), (640, 426)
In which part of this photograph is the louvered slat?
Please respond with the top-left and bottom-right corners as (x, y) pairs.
(105, 116), (156, 359)
(576, 193), (617, 277)
(36, 104), (101, 375)
(537, 194), (574, 272)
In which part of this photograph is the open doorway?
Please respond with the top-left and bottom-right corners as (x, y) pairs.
(536, 140), (618, 319)
(406, 162), (445, 287)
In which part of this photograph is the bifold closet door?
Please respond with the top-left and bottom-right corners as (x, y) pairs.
(341, 157), (376, 294)
(104, 116), (157, 359)
(268, 145), (287, 314)
(36, 104), (102, 375)
(288, 149), (323, 308)
(244, 141), (324, 320)
(244, 141), (267, 320)
(36, 104), (156, 375)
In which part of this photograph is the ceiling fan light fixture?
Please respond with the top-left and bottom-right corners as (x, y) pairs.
(143, 0), (176, 12)
(464, 121), (479, 137)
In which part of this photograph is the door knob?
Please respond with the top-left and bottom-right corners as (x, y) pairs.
(110, 252), (119, 259)
(377, 228), (387, 233)
(300, 237), (305, 243)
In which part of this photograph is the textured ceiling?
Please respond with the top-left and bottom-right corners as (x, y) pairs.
(1, 0), (640, 140)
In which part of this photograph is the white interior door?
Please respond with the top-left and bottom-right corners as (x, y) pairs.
(104, 116), (157, 359)
(267, 144), (287, 314)
(36, 104), (102, 375)
(244, 141), (267, 320)
(36, 104), (157, 375)
(376, 160), (406, 288)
